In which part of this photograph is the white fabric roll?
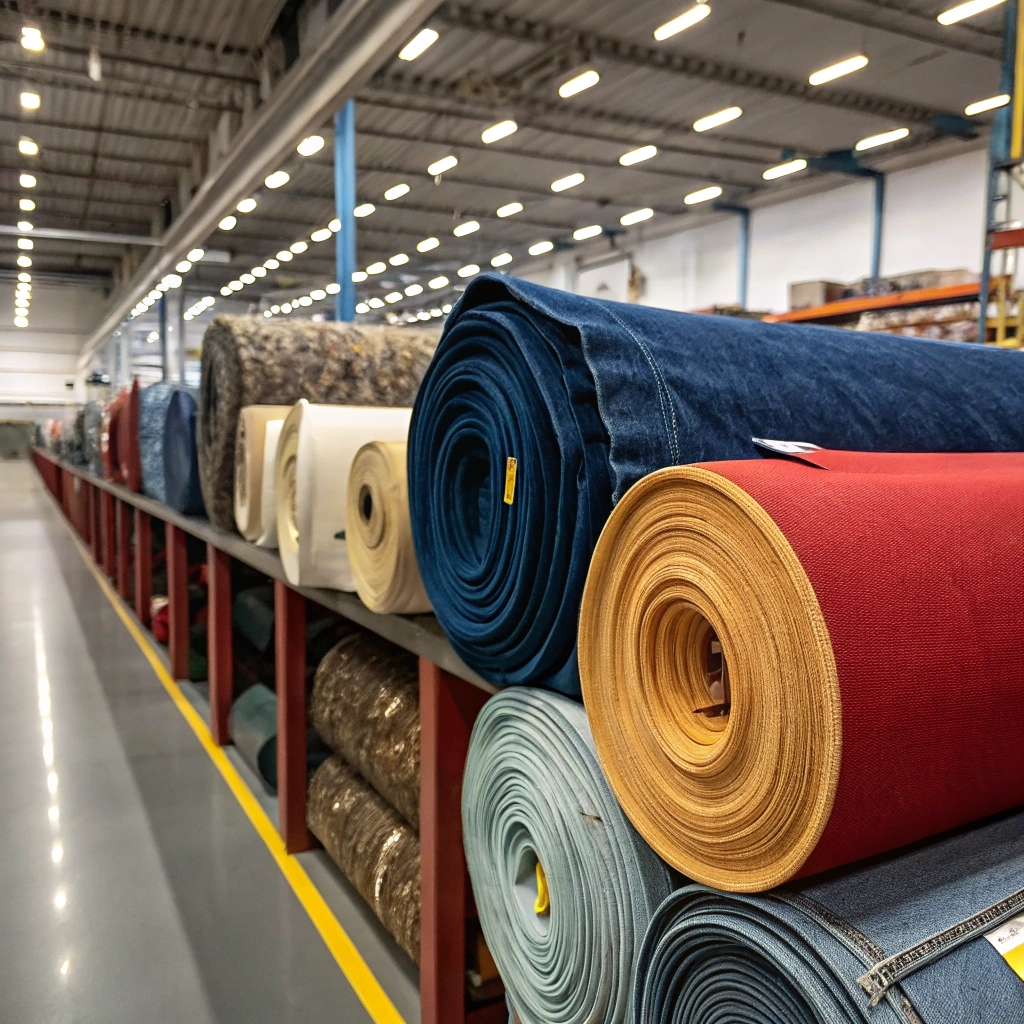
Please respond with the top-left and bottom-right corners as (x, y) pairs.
(276, 400), (413, 590)
(234, 405), (292, 542)
(254, 419), (284, 548)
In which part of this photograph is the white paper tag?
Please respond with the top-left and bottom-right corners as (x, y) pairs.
(985, 913), (1024, 982)
(752, 438), (823, 456)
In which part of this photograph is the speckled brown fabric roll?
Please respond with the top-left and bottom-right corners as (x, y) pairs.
(310, 632), (420, 828)
(198, 317), (439, 530)
(307, 756), (421, 963)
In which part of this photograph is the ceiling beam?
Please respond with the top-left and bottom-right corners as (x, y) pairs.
(0, 185), (157, 215)
(0, 138), (189, 170)
(0, 113), (196, 147)
(435, 1), (949, 125)
(0, 224), (160, 246)
(758, 0), (1001, 60)
(3, 166), (168, 192)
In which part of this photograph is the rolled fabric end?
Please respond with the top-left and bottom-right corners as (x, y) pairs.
(275, 401), (413, 589)
(347, 440), (431, 614)
(254, 419), (284, 548)
(462, 688), (673, 1024)
(234, 405), (293, 542)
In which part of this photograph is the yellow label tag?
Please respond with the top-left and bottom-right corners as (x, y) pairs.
(503, 457), (517, 506)
(534, 861), (550, 916)
(986, 914), (1024, 982)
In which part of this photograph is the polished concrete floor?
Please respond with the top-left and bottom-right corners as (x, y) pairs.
(0, 460), (405, 1023)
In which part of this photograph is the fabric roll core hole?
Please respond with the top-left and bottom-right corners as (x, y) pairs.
(283, 454), (299, 547)
(696, 633), (730, 718)
(360, 485), (373, 524)
(512, 846), (551, 936)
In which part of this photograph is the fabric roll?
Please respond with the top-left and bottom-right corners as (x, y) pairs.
(233, 405), (292, 543)
(308, 756), (421, 963)
(138, 382), (178, 502)
(228, 683), (329, 791)
(347, 441), (431, 614)
(636, 809), (1024, 1024)
(62, 407), (87, 466)
(275, 401), (412, 589)
(309, 632), (420, 828)
(579, 449), (1024, 892)
(100, 389), (127, 481)
(462, 688), (673, 1024)
(117, 379), (142, 492)
(84, 401), (104, 475)
(164, 388), (205, 515)
(407, 274), (1024, 696)
(198, 316), (438, 530)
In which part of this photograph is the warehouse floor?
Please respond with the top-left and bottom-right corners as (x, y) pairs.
(0, 460), (384, 1024)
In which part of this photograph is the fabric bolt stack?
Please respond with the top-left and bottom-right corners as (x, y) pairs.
(198, 316), (437, 530)
(164, 388), (204, 515)
(346, 441), (431, 614)
(117, 380), (142, 492)
(462, 688), (673, 1024)
(138, 382), (180, 502)
(61, 407), (87, 466)
(407, 274), (1024, 696)
(307, 632), (422, 962)
(233, 405), (292, 546)
(100, 389), (127, 481)
(84, 401), (104, 474)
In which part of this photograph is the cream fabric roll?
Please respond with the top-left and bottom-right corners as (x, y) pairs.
(346, 441), (431, 614)
(254, 419), (284, 548)
(234, 405), (293, 541)
(276, 401), (413, 590)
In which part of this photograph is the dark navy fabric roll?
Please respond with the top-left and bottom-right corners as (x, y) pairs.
(635, 810), (1024, 1023)
(408, 274), (1024, 695)
(139, 382), (178, 502)
(163, 388), (205, 515)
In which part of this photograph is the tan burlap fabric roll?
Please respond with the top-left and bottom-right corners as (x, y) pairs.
(234, 405), (292, 542)
(578, 465), (840, 893)
(346, 441), (431, 614)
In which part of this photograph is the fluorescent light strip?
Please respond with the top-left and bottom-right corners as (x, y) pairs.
(482, 120), (518, 144)
(965, 93), (1010, 116)
(937, 0), (1004, 24)
(855, 127), (909, 151)
(684, 185), (722, 204)
(399, 28), (439, 61)
(620, 208), (654, 226)
(763, 158), (808, 180)
(620, 145), (658, 166)
(558, 70), (600, 99)
(427, 155), (458, 176)
(551, 172), (585, 192)
(654, 3), (711, 40)
(693, 106), (742, 132)
(808, 55), (868, 86)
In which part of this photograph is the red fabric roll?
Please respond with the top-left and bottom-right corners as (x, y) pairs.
(706, 449), (1024, 878)
(100, 390), (127, 482)
(118, 379), (142, 492)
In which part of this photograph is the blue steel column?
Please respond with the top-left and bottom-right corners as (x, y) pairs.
(334, 100), (357, 322)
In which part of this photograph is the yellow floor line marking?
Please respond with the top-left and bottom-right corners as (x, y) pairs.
(57, 508), (406, 1024)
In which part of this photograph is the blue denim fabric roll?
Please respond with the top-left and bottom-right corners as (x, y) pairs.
(164, 388), (205, 515)
(463, 688), (674, 1024)
(138, 382), (178, 502)
(636, 810), (1024, 1023)
(408, 274), (1024, 695)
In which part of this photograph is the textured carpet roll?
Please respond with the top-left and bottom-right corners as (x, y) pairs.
(276, 401), (412, 589)
(579, 450), (1024, 892)
(164, 389), (205, 515)
(462, 688), (673, 1024)
(198, 316), (438, 530)
(408, 274), (1024, 695)
(118, 379), (142, 492)
(347, 441), (430, 614)
(233, 405), (292, 543)
(139, 383), (178, 501)
(636, 810), (1024, 1024)
(310, 632), (420, 828)
(308, 756), (421, 963)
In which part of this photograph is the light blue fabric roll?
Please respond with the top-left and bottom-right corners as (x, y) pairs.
(138, 382), (178, 502)
(635, 810), (1024, 1023)
(463, 688), (673, 1024)
(164, 387), (205, 515)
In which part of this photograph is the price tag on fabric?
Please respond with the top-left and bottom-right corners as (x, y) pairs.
(985, 914), (1024, 982)
(751, 438), (823, 455)
(504, 457), (517, 505)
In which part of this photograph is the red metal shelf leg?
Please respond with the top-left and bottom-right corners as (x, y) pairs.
(166, 523), (190, 680)
(101, 490), (116, 579)
(208, 545), (233, 746)
(115, 499), (132, 600)
(275, 581), (310, 853)
(134, 509), (152, 627)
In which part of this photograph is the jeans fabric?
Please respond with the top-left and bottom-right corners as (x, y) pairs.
(164, 388), (205, 515)
(635, 810), (1024, 1023)
(408, 274), (1024, 695)
(138, 382), (179, 503)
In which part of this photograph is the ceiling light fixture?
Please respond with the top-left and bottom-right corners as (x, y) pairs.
(684, 185), (723, 204)
(175, 260), (192, 273)
(251, 266), (267, 277)
(20, 173), (37, 188)
(17, 220), (33, 232)
(653, 3), (711, 40)
(263, 258), (280, 270)
(965, 93), (1011, 115)
(282, 303), (293, 313)
(18, 273), (31, 283)
(297, 135), (325, 157)
(855, 127), (910, 150)
(367, 262), (387, 274)
(763, 157), (808, 179)
(385, 291), (403, 303)
(20, 198), (35, 211)
(21, 26), (44, 51)
(240, 273), (255, 284)
(457, 264), (480, 278)
(354, 204), (376, 218)
(693, 106), (742, 132)
(236, 198), (257, 214)
(428, 155), (458, 176)
(551, 172), (585, 192)
(328, 219), (341, 232)
(619, 145), (658, 166)
(17, 238), (33, 250)
(389, 253), (410, 266)
(497, 202), (524, 217)
(276, 250), (294, 261)
(326, 283), (340, 294)
(311, 289), (327, 301)
(298, 296), (312, 306)
(429, 276), (449, 289)
(20, 91), (40, 109)
(188, 248), (205, 261)
(573, 224), (603, 240)
(384, 184), (410, 201)
(352, 271), (368, 282)
(356, 302), (370, 314)
(453, 221), (480, 237)
(558, 69), (600, 99)
(405, 284), (424, 296)
(491, 252), (513, 267)
(290, 240), (308, 253)
(808, 55), (869, 86)
(218, 215), (237, 230)
(264, 170), (290, 189)
(417, 236), (440, 252)
(528, 240), (554, 256)
(368, 297), (385, 309)
(311, 228), (332, 242)
(937, 0), (1004, 24)
(399, 27), (439, 61)
(482, 120), (518, 144)
(19, 138), (39, 156)
(620, 207), (654, 226)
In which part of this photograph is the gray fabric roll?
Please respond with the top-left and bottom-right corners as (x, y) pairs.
(198, 316), (439, 530)
(309, 632), (420, 829)
(139, 382), (179, 502)
(84, 401), (104, 475)
(462, 688), (674, 1024)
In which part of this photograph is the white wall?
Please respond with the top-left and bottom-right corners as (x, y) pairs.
(516, 148), (990, 314)
(0, 282), (107, 415)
